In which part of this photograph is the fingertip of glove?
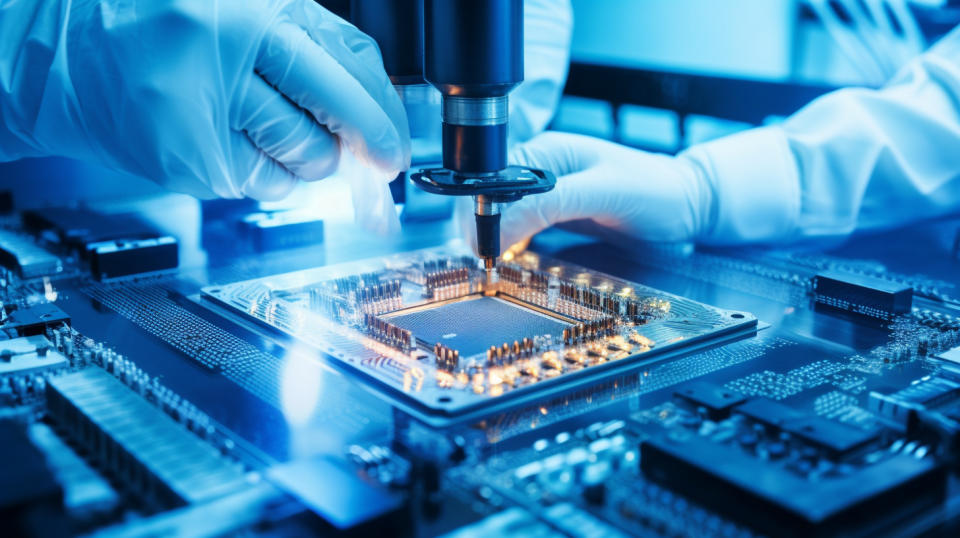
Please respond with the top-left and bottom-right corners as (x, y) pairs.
(298, 141), (342, 182)
(241, 165), (298, 201)
(367, 146), (409, 180)
(244, 181), (297, 202)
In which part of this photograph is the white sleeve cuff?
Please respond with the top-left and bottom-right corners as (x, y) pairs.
(681, 126), (801, 245)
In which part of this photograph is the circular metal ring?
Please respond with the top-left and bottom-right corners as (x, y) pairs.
(442, 96), (508, 126)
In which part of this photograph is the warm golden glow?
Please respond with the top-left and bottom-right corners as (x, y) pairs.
(435, 371), (454, 388)
(411, 367), (424, 392)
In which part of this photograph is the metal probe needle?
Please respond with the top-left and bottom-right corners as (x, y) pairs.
(475, 195), (500, 292)
(484, 257), (496, 289)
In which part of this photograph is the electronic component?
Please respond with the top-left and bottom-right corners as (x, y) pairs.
(239, 210), (324, 251)
(22, 207), (178, 278)
(28, 423), (119, 523)
(46, 369), (249, 508)
(383, 294), (572, 358)
(0, 421), (68, 537)
(87, 236), (178, 279)
(869, 376), (960, 462)
(202, 246), (756, 420)
(870, 376), (960, 426)
(0, 335), (67, 376)
(23, 208), (158, 249)
(734, 397), (804, 427)
(736, 398), (881, 457)
(641, 432), (947, 536)
(785, 416), (882, 457)
(1, 303), (70, 337)
(0, 230), (62, 278)
(813, 271), (913, 320)
(674, 381), (747, 420)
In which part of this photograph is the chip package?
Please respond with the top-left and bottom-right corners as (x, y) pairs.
(202, 246), (756, 421)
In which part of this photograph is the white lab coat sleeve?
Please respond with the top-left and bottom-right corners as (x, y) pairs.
(688, 25), (960, 245)
(510, 0), (573, 144)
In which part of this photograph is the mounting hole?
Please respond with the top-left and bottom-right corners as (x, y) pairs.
(438, 396), (452, 404)
(731, 313), (745, 319)
(208, 288), (221, 294)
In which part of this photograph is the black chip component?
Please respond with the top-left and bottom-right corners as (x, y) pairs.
(734, 398), (804, 428)
(23, 207), (157, 251)
(785, 416), (882, 458)
(641, 433), (947, 537)
(383, 295), (571, 357)
(87, 237), (179, 279)
(870, 376), (960, 426)
(2, 303), (70, 336)
(22, 207), (178, 278)
(673, 381), (747, 420)
(736, 398), (881, 458)
(240, 210), (325, 251)
(813, 271), (912, 320)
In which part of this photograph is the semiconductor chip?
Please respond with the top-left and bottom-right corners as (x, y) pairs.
(383, 295), (572, 357)
(813, 271), (912, 320)
(674, 381), (747, 420)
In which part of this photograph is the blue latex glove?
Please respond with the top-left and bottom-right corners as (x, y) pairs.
(0, 0), (410, 201)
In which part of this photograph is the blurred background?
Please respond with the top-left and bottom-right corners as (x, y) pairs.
(554, 0), (960, 151)
(3, 0), (959, 210)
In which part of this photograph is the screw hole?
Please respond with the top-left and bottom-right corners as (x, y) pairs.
(438, 396), (452, 403)
(731, 313), (745, 319)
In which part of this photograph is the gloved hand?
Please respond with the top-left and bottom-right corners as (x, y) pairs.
(458, 132), (715, 251)
(0, 0), (410, 202)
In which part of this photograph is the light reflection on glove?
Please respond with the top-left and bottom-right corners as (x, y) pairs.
(459, 132), (715, 252)
(0, 0), (410, 202)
